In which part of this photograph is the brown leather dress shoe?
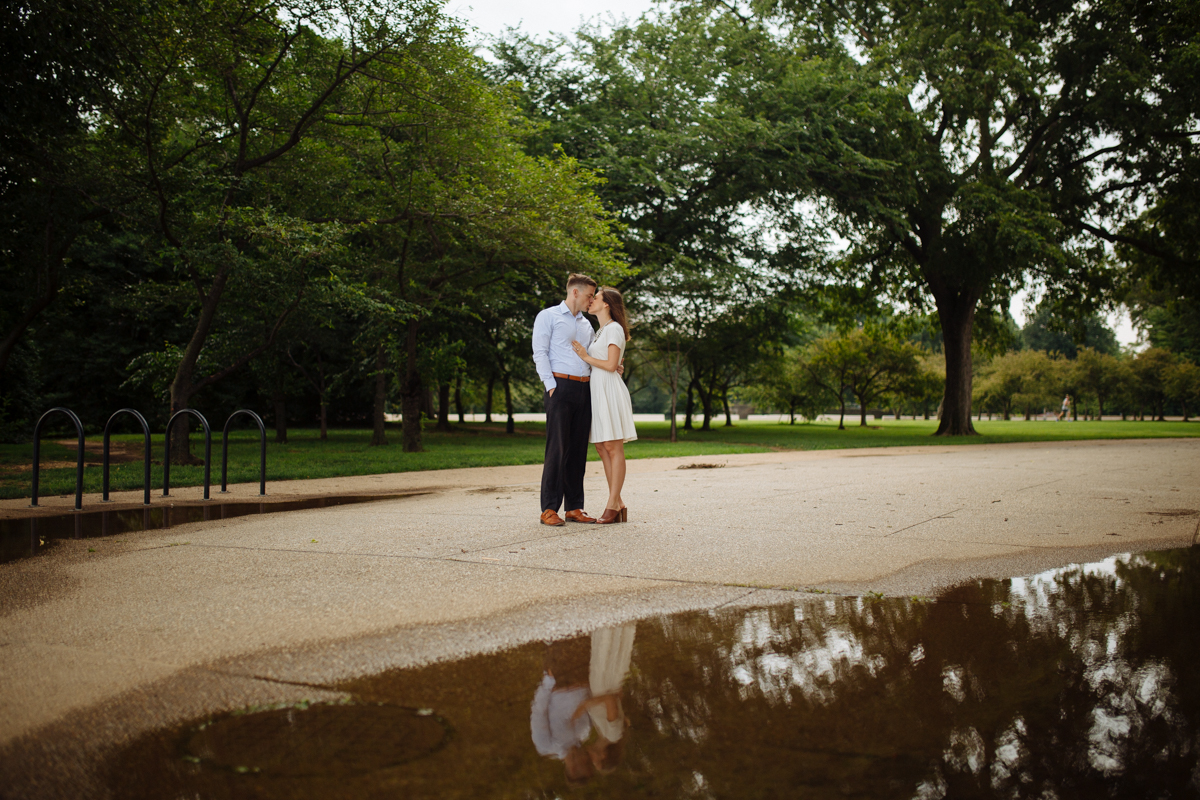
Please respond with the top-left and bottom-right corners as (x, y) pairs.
(540, 509), (566, 526)
(564, 509), (597, 524)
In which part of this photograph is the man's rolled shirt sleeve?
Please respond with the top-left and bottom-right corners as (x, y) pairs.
(532, 311), (557, 392)
(530, 674), (557, 757)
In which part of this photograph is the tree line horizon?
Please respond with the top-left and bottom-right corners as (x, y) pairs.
(2, 0), (1197, 458)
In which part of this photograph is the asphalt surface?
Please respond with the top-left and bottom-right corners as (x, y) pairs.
(1, 438), (1197, 797)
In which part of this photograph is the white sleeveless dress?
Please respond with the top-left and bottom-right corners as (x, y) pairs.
(588, 323), (638, 444)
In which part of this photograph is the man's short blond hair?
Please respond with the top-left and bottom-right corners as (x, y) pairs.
(566, 273), (597, 293)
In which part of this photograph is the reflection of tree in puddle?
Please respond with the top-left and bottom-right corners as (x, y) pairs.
(104, 547), (1199, 799)
(630, 548), (1200, 798)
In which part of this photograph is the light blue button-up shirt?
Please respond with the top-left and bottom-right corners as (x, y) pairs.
(532, 301), (594, 391)
(530, 673), (591, 759)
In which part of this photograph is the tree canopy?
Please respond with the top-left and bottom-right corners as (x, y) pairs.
(2, 0), (1197, 448)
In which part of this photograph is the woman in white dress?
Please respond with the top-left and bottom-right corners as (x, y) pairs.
(570, 287), (637, 524)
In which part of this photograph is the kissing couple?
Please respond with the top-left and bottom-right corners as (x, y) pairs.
(532, 273), (638, 526)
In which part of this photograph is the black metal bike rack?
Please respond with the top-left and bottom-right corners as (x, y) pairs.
(221, 409), (267, 496)
(31, 407), (85, 510)
(26, 406), (266, 508)
(163, 408), (212, 500)
(102, 408), (152, 505)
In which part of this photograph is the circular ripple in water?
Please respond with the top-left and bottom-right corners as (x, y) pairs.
(184, 703), (448, 777)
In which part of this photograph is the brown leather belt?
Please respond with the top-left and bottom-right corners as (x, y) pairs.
(553, 372), (590, 383)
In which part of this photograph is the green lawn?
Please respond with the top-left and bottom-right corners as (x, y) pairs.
(3, 418), (1196, 501)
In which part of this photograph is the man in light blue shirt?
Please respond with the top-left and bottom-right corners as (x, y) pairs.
(533, 274), (599, 525)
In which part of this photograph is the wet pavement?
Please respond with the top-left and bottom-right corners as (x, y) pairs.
(0, 439), (1198, 798)
(103, 546), (1200, 798)
(0, 495), (425, 564)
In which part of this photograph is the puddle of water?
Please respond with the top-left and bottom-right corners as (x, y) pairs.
(107, 547), (1200, 799)
(0, 495), (420, 564)
(184, 701), (449, 778)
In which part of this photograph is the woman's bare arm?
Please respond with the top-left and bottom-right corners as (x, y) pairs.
(571, 341), (621, 372)
(571, 693), (621, 720)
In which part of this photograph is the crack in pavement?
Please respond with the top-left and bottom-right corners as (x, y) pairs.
(1013, 478), (1067, 493)
(185, 541), (731, 589)
(711, 588), (763, 610)
(884, 508), (964, 537)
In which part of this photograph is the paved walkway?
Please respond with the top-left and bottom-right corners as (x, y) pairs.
(1, 438), (1197, 795)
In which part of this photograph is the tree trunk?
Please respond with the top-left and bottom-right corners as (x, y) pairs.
(698, 368), (717, 431)
(699, 379), (713, 431)
(272, 389), (287, 444)
(838, 394), (846, 430)
(858, 393), (868, 427)
(422, 386), (434, 419)
(371, 344), (387, 446)
(168, 269), (232, 464)
(480, 376), (494, 424)
(401, 319), (423, 452)
(933, 288), (979, 436)
(503, 374), (515, 434)
(723, 393), (733, 427)
(455, 375), (464, 423)
(668, 372), (679, 443)
(168, 392), (197, 466)
(435, 382), (451, 431)
(683, 374), (697, 430)
(319, 399), (328, 440)
(164, 261), (300, 462)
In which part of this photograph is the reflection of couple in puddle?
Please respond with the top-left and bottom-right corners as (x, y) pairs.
(531, 625), (635, 784)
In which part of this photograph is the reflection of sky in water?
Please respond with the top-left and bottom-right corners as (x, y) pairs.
(1009, 555), (1184, 781)
(110, 547), (1200, 799)
(699, 550), (1197, 796)
(729, 607), (885, 705)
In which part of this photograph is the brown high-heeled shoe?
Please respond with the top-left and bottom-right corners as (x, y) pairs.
(597, 508), (621, 524)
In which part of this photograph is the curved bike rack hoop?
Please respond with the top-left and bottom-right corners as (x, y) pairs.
(31, 407), (86, 509)
(221, 409), (266, 496)
(102, 409), (152, 505)
(163, 409), (212, 500)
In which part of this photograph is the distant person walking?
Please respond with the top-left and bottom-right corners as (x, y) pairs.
(533, 274), (600, 527)
(571, 287), (637, 524)
(1057, 394), (1072, 421)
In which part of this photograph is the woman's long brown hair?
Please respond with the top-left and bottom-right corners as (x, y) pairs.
(598, 286), (630, 341)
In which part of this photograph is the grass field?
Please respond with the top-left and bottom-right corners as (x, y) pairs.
(2, 418), (1196, 501)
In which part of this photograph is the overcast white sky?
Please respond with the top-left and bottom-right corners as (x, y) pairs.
(445, 1), (1140, 346)
(445, 0), (658, 41)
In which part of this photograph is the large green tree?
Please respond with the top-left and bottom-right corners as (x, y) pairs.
(68, 0), (459, 460)
(705, 0), (1198, 435)
(12, 0), (625, 460)
(489, 17), (805, 424)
